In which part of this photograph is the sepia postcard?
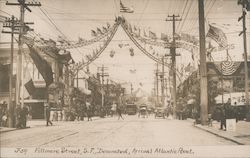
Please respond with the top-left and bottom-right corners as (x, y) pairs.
(0, 0), (250, 157)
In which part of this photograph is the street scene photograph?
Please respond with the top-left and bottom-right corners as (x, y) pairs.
(0, 0), (250, 157)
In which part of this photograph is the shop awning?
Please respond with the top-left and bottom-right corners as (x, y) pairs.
(24, 99), (47, 103)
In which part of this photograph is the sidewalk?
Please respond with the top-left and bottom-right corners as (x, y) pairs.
(0, 116), (102, 133)
(192, 119), (250, 145)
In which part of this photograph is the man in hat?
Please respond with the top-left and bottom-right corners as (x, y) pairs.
(45, 103), (53, 126)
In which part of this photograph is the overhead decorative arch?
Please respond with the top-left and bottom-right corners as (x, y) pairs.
(23, 16), (233, 80)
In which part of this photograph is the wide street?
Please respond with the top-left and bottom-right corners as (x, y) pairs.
(1, 115), (236, 147)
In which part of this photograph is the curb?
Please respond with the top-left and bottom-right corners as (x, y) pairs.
(194, 125), (245, 145)
(0, 128), (17, 133)
(0, 117), (105, 133)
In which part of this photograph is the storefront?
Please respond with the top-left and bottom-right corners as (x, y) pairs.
(24, 99), (47, 119)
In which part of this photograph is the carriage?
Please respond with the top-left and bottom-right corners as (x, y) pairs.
(138, 106), (148, 118)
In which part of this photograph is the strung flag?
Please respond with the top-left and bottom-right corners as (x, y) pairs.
(206, 24), (227, 48)
(91, 30), (97, 37)
(102, 26), (108, 33)
(120, 0), (134, 13)
(149, 31), (157, 40)
(161, 33), (169, 42)
(97, 28), (103, 35)
(143, 30), (148, 37)
(57, 36), (67, 44)
(133, 25), (137, 31)
(78, 37), (86, 43)
(107, 22), (111, 28)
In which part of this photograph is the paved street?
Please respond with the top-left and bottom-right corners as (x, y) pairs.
(1, 115), (236, 147)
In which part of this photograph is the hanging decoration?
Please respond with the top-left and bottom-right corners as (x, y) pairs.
(214, 61), (241, 76)
(121, 20), (169, 66)
(110, 50), (115, 58)
(129, 47), (134, 56)
(22, 16), (235, 74)
(129, 69), (136, 74)
(55, 23), (117, 49)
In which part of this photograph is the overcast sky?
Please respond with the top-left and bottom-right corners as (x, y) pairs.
(0, 0), (250, 93)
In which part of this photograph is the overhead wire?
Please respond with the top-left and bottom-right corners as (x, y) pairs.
(0, 10), (11, 16)
(136, 0), (150, 26)
(176, 0), (189, 32)
(178, 0), (194, 34)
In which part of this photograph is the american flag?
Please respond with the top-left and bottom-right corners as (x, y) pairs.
(120, 0), (134, 13)
(206, 25), (227, 48)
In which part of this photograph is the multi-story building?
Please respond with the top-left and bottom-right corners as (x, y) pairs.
(0, 42), (73, 119)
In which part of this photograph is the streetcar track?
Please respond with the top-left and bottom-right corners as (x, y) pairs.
(39, 132), (79, 146)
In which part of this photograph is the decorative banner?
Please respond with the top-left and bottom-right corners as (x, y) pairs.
(214, 61), (241, 76)
(22, 16), (235, 73)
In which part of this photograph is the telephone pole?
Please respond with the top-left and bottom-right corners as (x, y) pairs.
(6, 0), (41, 108)
(238, 0), (249, 111)
(97, 65), (109, 107)
(2, 16), (20, 127)
(166, 14), (181, 117)
(161, 57), (165, 107)
(198, 0), (208, 125)
(156, 62), (159, 105)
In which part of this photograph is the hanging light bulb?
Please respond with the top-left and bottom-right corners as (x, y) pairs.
(129, 48), (134, 56)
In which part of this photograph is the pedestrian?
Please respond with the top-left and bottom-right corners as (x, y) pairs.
(15, 106), (22, 128)
(111, 102), (117, 117)
(117, 106), (124, 120)
(86, 101), (92, 121)
(1, 112), (7, 127)
(219, 106), (226, 130)
(20, 105), (29, 128)
(45, 103), (53, 126)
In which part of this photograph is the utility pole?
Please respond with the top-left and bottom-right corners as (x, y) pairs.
(130, 83), (134, 102)
(166, 14), (181, 118)
(198, 0), (208, 125)
(76, 68), (79, 88)
(161, 57), (165, 107)
(6, 0), (41, 108)
(97, 65), (109, 107)
(156, 62), (159, 105)
(238, 0), (249, 111)
(2, 15), (20, 128)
